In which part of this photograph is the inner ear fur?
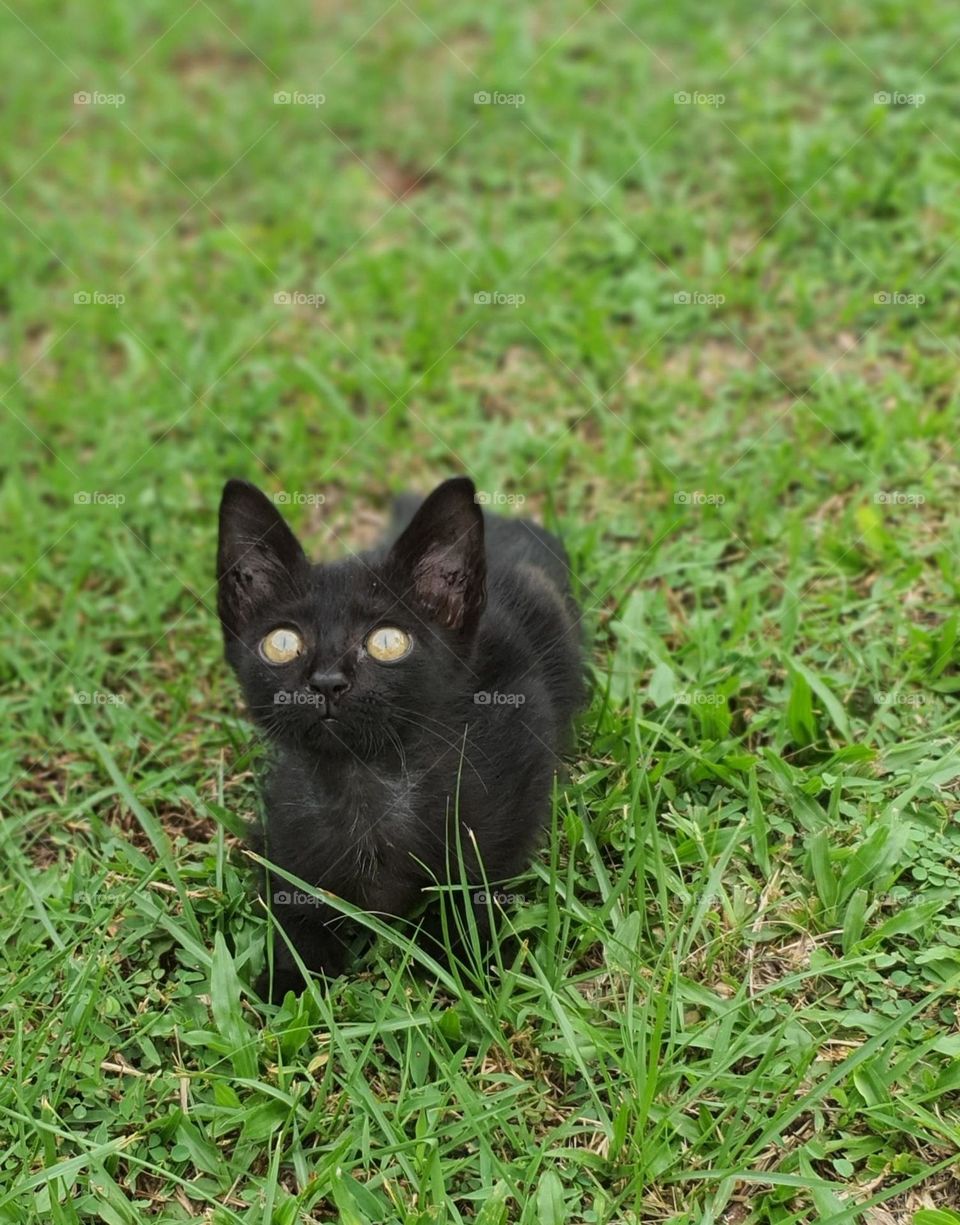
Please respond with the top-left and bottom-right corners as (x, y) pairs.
(385, 477), (486, 634)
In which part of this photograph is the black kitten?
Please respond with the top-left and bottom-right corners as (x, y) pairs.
(216, 476), (584, 999)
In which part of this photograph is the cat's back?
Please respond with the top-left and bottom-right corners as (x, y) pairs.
(477, 511), (585, 735)
(483, 511), (574, 594)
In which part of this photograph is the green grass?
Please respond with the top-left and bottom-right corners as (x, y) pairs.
(3, 0), (960, 1220)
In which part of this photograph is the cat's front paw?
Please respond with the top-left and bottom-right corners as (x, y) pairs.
(255, 939), (347, 1003)
(255, 962), (310, 1004)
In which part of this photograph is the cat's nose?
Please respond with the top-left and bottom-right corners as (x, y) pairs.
(307, 670), (350, 714)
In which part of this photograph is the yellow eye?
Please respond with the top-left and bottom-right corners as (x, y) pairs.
(259, 627), (304, 664)
(365, 626), (412, 662)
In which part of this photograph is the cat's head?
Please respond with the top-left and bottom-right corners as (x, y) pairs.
(216, 476), (486, 757)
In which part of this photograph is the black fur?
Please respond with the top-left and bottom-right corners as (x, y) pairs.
(216, 476), (584, 999)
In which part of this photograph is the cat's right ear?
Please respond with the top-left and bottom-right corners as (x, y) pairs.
(216, 480), (309, 639)
(384, 477), (486, 634)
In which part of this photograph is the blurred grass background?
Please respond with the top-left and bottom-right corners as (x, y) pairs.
(4, 1), (960, 1221)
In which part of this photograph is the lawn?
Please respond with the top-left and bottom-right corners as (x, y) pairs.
(3, 0), (960, 1220)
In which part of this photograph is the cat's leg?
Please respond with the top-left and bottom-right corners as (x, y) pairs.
(254, 814), (364, 999)
(256, 903), (353, 1002)
(414, 884), (498, 975)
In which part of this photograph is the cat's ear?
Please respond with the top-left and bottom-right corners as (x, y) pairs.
(217, 480), (309, 638)
(385, 477), (486, 633)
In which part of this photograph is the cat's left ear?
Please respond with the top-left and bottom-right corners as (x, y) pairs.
(385, 477), (486, 634)
(217, 479), (310, 639)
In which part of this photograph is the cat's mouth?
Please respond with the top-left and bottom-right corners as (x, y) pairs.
(306, 714), (362, 756)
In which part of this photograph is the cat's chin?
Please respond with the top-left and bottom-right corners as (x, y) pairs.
(302, 718), (365, 755)
(292, 717), (405, 765)
(259, 716), (354, 757)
